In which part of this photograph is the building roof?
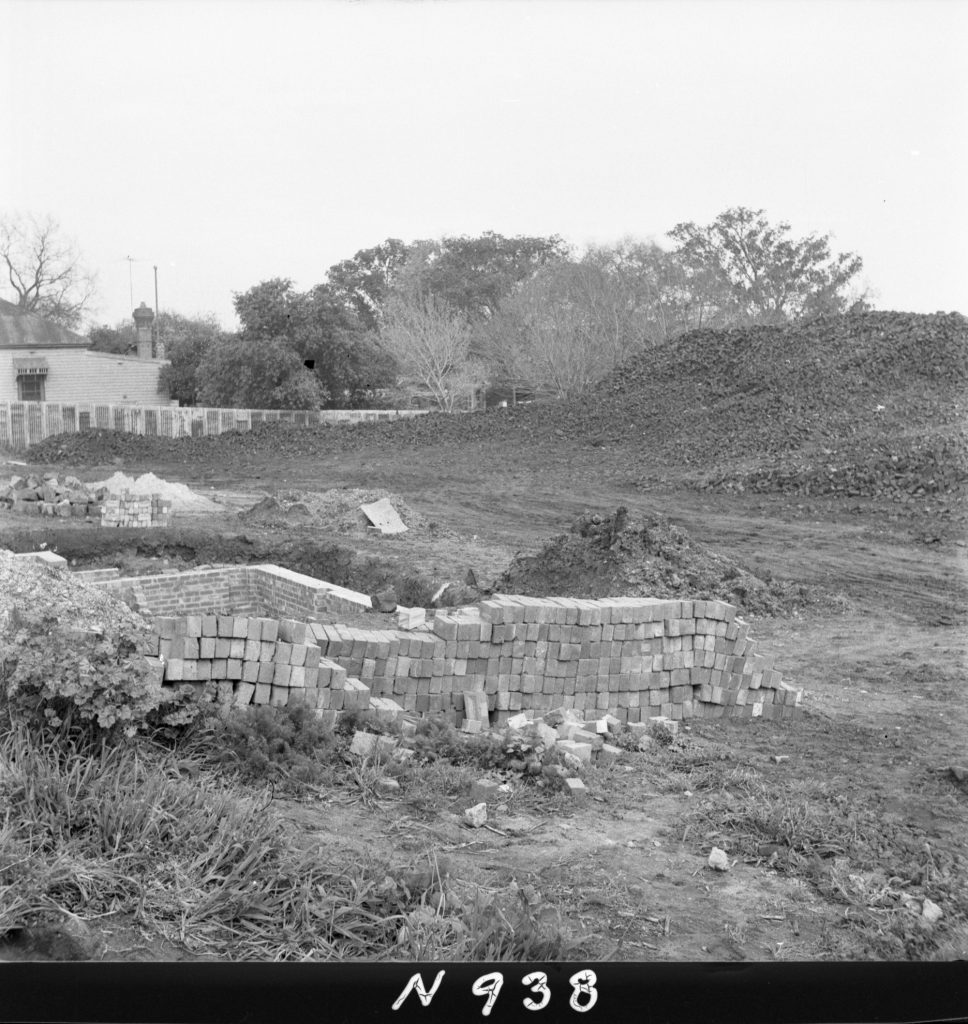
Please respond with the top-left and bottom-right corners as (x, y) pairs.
(0, 297), (90, 349)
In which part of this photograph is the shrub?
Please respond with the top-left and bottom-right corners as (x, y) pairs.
(207, 703), (337, 792)
(0, 607), (162, 740)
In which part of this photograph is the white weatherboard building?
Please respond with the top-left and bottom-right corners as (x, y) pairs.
(0, 298), (169, 405)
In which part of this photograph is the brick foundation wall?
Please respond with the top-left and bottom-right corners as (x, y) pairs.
(92, 564), (372, 620)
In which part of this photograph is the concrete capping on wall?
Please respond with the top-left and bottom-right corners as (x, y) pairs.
(0, 400), (430, 451)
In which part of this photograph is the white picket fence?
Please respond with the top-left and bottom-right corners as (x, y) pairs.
(0, 401), (429, 451)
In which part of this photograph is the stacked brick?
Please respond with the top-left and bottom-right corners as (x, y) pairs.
(123, 567), (800, 726)
(148, 614), (377, 715)
(100, 491), (172, 528)
(309, 595), (801, 724)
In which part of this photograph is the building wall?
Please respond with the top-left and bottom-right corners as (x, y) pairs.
(0, 348), (168, 405)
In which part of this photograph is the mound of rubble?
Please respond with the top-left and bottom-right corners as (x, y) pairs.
(498, 508), (819, 617)
(689, 431), (968, 505)
(24, 313), (966, 507)
(239, 488), (428, 535)
(1, 472), (104, 519)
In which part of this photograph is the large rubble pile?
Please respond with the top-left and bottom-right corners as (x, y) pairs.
(23, 312), (966, 512)
(498, 508), (820, 617)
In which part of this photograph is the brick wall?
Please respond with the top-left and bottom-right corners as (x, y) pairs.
(91, 564), (373, 620)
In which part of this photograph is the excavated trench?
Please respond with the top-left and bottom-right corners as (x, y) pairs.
(0, 525), (449, 609)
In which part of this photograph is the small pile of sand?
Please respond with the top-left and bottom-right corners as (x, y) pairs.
(90, 472), (222, 514)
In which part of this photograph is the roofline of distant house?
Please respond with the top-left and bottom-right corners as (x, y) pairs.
(0, 342), (168, 361)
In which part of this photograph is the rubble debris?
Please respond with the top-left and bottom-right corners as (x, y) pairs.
(464, 803), (488, 828)
(369, 587), (398, 613)
(707, 848), (731, 872)
(921, 898), (944, 924)
(498, 508), (827, 617)
(360, 497), (408, 535)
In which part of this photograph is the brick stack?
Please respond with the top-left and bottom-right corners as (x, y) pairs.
(308, 595), (801, 724)
(134, 579), (801, 727)
(100, 491), (172, 528)
(149, 614), (379, 716)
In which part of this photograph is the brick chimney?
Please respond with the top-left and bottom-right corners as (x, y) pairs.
(133, 302), (155, 359)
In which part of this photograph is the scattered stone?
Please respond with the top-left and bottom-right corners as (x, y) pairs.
(506, 712), (532, 730)
(461, 718), (484, 734)
(350, 731), (380, 757)
(772, 755), (790, 764)
(464, 803), (488, 828)
(707, 847), (731, 872)
(369, 587), (398, 613)
(375, 777), (400, 795)
(556, 739), (593, 764)
(470, 779), (502, 803)
(922, 898), (944, 924)
(563, 778), (588, 800)
(598, 742), (622, 764)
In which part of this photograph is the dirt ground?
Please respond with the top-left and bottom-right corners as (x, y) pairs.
(2, 437), (965, 962)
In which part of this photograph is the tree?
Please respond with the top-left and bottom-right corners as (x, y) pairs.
(0, 213), (98, 328)
(668, 207), (864, 324)
(408, 231), (569, 320)
(478, 259), (650, 399)
(195, 335), (324, 409)
(377, 292), (482, 411)
(232, 279), (395, 407)
(87, 323), (136, 355)
(326, 240), (413, 331)
(155, 312), (224, 405)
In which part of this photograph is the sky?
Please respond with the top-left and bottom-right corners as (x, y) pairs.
(2, 0), (966, 331)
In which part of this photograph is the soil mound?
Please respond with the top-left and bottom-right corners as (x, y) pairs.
(497, 508), (832, 617)
(238, 488), (428, 535)
(24, 313), (966, 506)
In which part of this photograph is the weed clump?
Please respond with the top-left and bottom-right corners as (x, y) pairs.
(203, 703), (338, 793)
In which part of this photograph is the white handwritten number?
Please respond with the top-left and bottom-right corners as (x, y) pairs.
(392, 971), (446, 1010)
(569, 969), (599, 1013)
(521, 971), (551, 1012)
(472, 972), (505, 1017)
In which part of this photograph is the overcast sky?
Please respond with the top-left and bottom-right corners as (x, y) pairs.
(2, 0), (965, 331)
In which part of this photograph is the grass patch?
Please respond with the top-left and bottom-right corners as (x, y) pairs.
(0, 718), (582, 961)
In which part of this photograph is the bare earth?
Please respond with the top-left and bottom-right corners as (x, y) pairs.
(1, 435), (965, 962)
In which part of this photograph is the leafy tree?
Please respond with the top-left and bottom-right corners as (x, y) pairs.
(87, 323), (136, 355)
(0, 213), (98, 329)
(409, 231), (569, 320)
(668, 207), (864, 324)
(156, 312), (224, 405)
(326, 232), (568, 327)
(377, 292), (483, 411)
(326, 240), (413, 330)
(195, 335), (324, 409)
(232, 279), (395, 407)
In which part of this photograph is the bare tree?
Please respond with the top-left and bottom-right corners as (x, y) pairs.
(0, 213), (98, 329)
(378, 292), (480, 411)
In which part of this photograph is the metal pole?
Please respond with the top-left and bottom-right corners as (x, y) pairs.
(153, 265), (159, 354)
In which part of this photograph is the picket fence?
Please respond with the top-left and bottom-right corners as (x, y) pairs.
(0, 401), (429, 452)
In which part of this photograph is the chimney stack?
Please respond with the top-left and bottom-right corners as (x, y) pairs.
(133, 302), (155, 359)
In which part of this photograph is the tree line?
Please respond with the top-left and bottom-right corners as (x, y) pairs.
(2, 209), (870, 410)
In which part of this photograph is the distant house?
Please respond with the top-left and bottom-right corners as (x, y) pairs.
(0, 298), (170, 405)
